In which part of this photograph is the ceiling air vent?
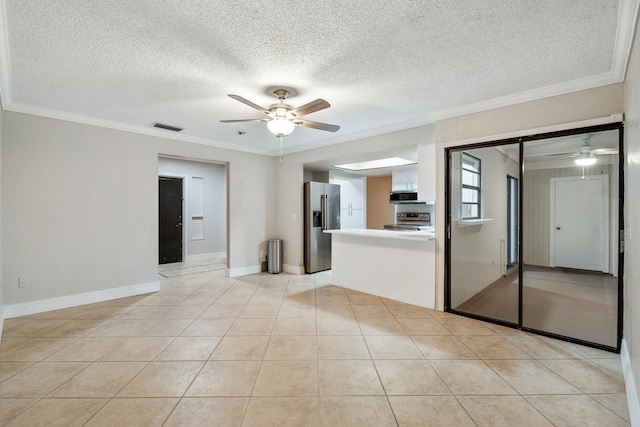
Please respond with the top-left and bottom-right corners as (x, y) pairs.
(152, 122), (183, 132)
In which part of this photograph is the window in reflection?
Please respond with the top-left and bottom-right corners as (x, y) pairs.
(449, 143), (520, 324)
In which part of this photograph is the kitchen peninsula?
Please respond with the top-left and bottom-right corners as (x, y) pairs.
(325, 228), (436, 309)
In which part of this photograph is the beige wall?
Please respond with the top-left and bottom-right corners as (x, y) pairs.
(366, 175), (394, 230)
(623, 11), (640, 420)
(2, 112), (277, 309)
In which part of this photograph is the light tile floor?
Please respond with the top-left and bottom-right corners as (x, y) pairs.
(0, 270), (631, 426)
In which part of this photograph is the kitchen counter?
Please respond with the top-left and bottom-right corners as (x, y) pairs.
(325, 228), (435, 241)
(325, 228), (436, 308)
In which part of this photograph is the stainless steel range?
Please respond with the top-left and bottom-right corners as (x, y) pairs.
(384, 212), (431, 231)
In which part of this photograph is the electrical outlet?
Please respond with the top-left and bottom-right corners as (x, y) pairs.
(18, 277), (28, 288)
(259, 251), (265, 259)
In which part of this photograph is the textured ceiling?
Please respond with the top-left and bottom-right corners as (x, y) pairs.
(1, 0), (636, 155)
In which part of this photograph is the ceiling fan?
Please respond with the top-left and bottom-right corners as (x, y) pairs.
(537, 134), (618, 166)
(220, 89), (340, 137)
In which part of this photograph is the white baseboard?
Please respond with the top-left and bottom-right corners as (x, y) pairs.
(621, 339), (639, 427)
(2, 281), (161, 319)
(185, 252), (226, 262)
(283, 264), (304, 275)
(228, 265), (261, 278)
(227, 264), (302, 277)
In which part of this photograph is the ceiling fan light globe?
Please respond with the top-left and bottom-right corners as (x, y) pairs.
(267, 118), (295, 136)
(575, 155), (597, 166)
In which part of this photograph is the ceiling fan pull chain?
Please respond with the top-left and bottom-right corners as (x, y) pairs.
(280, 135), (284, 165)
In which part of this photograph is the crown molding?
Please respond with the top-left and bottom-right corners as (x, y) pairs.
(433, 72), (623, 122)
(6, 102), (274, 156)
(613, 0), (640, 78)
(0, 0), (637, 156)
(0, 1), (268, 156)
(434, 0), (639, 122)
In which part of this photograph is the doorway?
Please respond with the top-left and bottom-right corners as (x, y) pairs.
(445, 123), (623, 352)
(157, 157), (229, 274)
(159, 176), (183, 264)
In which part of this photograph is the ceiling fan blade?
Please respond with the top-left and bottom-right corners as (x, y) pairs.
(524, 151), (573, 157)
(289, 99), (330, 118)
(220, 118), (269, 123)
(228, 94), (272, 116)
(552, 154), (579, 160)
(591, 148), (619, 155)
(527, 154), (577, 162)
(294, 119), (340, 132)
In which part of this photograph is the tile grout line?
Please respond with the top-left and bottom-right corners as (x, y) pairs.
(0, 269), (630, 425)
(96, 273), (234, 425)
(239, 274), (285, 425)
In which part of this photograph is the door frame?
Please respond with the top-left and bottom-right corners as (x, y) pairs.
(159, 173), (187, 263)
(158, 155), (231, 272)
(444, 121), (624, 353)
(549, 175), (609, 272)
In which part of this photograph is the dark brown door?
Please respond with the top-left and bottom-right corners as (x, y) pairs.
(159, 177), (183, 264)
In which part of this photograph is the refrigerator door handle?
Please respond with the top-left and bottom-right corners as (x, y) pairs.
(324, 195), (329, 230)
(321, 194), (327, 231)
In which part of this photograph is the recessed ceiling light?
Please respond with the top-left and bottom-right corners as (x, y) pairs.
(333, 157), (416, 171)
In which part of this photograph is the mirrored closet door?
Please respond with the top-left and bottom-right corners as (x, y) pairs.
(447, 143), (520, 325)
(446, 124), (623, 351)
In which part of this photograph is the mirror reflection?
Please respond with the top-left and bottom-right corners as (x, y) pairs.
(522, 129), (619, 347)
(448, 127), (620, 349)
(449, 143), (520, 324)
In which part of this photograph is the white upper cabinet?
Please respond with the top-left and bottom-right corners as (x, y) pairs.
(348, 177), (365, 210)
(338, 178), (354, 209)
(331, 174), (366, 228)
(392, 167), (418, 191)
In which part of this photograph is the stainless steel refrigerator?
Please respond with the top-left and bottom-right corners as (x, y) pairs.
(304, 181), (341, 273)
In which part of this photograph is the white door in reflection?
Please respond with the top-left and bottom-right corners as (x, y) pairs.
(551, 176), (607, 272)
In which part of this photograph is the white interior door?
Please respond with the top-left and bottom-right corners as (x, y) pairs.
(551, 177), (607, 271)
